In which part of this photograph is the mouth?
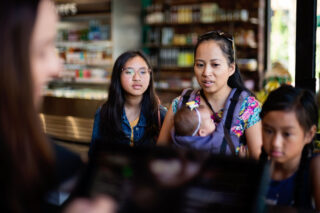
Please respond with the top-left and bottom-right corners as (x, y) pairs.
(202, 79), (214, 87)
(132, 84), (142, 89)
(270, 150), (283, 158)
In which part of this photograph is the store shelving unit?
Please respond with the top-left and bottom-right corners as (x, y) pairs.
(142, 0), (265, 106)
(41, 0), (112, 143)
(43, 0), (113, 101)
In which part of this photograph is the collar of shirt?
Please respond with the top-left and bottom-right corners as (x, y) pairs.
(122, 108), (147, 127)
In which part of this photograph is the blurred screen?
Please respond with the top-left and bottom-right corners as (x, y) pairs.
(72, 144), (268, 213)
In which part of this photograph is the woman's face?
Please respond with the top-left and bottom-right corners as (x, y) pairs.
(194, 40), (235, 94)
(262, 110), (314, 167)
(30, 0), (62, 107)
(120, 56), (151, 98)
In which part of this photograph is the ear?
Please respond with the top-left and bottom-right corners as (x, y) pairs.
(304, 124), (317, 145)
(198, 128), (206, 137)
(228, 63), (236, 77)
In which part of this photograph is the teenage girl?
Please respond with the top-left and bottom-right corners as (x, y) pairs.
(260, 85), (320, 210)
(89, 51), (167, 155)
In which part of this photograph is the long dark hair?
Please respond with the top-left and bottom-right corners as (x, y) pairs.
(194, 30), (251, 94)
(0, 0), (54, 212)
(99, 51), (160, 144)
(260, 85), (318, 208)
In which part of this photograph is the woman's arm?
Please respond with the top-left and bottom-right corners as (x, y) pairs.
(245, 120), (262, 160)
(311, 154), (320, 211)
(157, 103), (175, 146)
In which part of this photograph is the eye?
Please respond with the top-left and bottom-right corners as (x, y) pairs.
(211, 63), (220, 67)
(123, 68), (134, 75)
(195, 63), (204, 68)
(139, 69), (147, 75)
(262, 127), (273, 135)
(283, 132), (291, 137)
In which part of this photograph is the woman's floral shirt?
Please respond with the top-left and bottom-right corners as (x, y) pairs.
(172, 90), (261, 137)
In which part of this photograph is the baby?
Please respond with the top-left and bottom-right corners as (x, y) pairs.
(173, 101), (246, 157)
(174, 101), (215, 137)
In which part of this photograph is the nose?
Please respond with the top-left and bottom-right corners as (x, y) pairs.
(132, 71), (141, 81)
(202, 64), (212, 77)
(271, 134), (282, 150)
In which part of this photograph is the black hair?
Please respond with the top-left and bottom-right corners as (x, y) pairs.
(174, 105), (199, 136)
(260, 84), (318, 208)
(194, 30), (252, 94)
(98, 50), (160, 145)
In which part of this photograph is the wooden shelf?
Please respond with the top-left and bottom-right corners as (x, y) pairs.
(64, 61), (112, 67)
(240, 68), (258, 73)
(146, 20), (258, 28)
(144, 43), (257, 50)
(156, 88), (184, 93)
(157, 67), (194, 72)
(56, 40), (112, 48)
(144, 44), (195, 48)
(236, 45), (257, 50)
(50, 78), (110, 85)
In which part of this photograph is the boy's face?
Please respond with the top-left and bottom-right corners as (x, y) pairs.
(198, 107), (216, 136)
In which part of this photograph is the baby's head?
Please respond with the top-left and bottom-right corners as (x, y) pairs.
(174, 103), (215, 137)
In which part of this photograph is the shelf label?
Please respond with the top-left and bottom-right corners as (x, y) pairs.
(56, 3), (77, 16)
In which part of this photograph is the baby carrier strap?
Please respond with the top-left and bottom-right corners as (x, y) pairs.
(220, 89), (242, 155)
(178, 88), (198, 109)
(181, 89), (193, 106)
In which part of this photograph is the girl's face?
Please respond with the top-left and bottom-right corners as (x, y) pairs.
(194, 40), (235, 94)
(30, 0), (62, 108)
(120, 56), (151, 97)
(262, 110), (315, 166)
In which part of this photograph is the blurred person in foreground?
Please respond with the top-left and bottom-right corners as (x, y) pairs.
(0, 0), (116, 212)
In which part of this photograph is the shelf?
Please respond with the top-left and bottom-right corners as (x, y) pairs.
(236, 45), (257, 50)
(144, 44), (195, 48)
(240, 68), (258, 73)
(156, 88), (184, 93)
(56, 40), (112, 48)
(146, 20), (258, 27)
(64, 61), (112, 67)
(157, 67), (194, 72)
(50, 78), (110, 85)
(145, 43), (257, 50)
(60, 12), (111, 20)
(64, 63), (112, 69)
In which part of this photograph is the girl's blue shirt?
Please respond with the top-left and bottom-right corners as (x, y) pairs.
(265, 154), (318, 209)
(89, 106), (167, 154)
